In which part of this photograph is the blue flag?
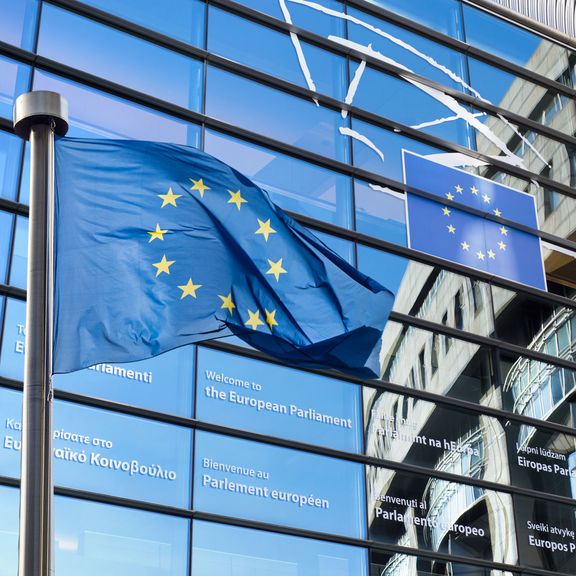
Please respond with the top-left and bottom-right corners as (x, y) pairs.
(54, 138), (394, 378)
(403, 151), (546, 291)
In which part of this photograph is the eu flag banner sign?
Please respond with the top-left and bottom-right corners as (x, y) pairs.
(54, 138), (394, 378)
(403, 151), (546, 291)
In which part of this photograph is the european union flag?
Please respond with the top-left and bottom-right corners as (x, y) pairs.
(403, 151), (546, 291)
(54, 138), (394, 378)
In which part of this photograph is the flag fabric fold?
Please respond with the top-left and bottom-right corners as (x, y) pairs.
(54, 138), (394, 378)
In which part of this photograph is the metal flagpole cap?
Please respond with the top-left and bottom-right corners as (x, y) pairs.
(13, 91), (69, 140)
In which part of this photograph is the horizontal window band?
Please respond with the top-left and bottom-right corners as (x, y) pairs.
(0, 474), (569, 576)
(2, 360), (576, 510)
(43, 0), (576, 153)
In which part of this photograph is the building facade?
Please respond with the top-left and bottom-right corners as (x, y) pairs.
(0, 0), (575, 575)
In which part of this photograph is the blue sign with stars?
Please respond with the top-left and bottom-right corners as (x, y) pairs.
(53, 138), (394, 378)
(403, 151), (546, 291)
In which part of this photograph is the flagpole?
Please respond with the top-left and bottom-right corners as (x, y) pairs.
(13, 91), (68, 576)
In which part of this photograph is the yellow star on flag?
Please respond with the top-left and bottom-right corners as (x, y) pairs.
(265, 309), (279, 330)
(455, 184), (463, 194)
(447, 224), (456, 234)
(218, 293), (236, 315)
(266, 258), (287, 282)
(158, 187), (181, 208)
(255, 218), (276, 241)
(446, 192), (454, 201)
(476, 251), (485, 261)
(153, 255), (175, 277)
(487, 249), (496, 259)
(190, 178), (210, 198)
(245, 309), (264, 330)
(493, 208), (502, 217)
(498, 241), (507, 250)
(482, 194), (491, 204)
(228, 189), (248, 210)
(147, 223), (168, 242)
(470, 185), (479, 195)
(461, 241), (470, 251)
(442, 207), (451, 216)
(500, 226), (508, 236)
(178, 278), (202, 299)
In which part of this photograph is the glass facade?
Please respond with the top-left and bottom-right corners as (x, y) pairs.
(1, 0), (575, 574)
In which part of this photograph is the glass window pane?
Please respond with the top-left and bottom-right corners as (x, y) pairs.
(0, 388), (193, 507)
(355, 182), (406, 244)
(367, 466), (516, 563)
(350, 65), (472, 146)
(78, 0), (205, 47)
(370, 549), (517, 575)
(463, 5), (572, 86)
(507, 420), (576, 500)
(208, 6), (346, 100)
(55, 496), (189, 576)
(360, 0), (464, 39)
(0, 129), (23, 201)
(204, 129), (353, 228)
(193, 520), (368, 576)
(9, 216), (27, 289)
(0, 484), (18, 576)
(194, 431), (366, 538)
(500, 349), (576, 425)
(382, 320), (497, 407)
(357, 245), (407, 296)
(364, 387), (507, 486)
(350, 118), (446, 181)
(233, 0), (346, 37)
(347, 6), (467, 89)
(0, 0), (38, 49)
(33, 71), (201, 143)
(514, 494), (576, 573)
(0, 55), (32, 121)
(196, 348), (363, 452)
(38, 5), (203, 111)
(206, 66), (349, 163)
(54, 347), (194, 417)
(0, 298), (26, 381)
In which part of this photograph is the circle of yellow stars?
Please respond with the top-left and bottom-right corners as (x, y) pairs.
(442, 182), (508, 262)
(147, 178), (287, 333)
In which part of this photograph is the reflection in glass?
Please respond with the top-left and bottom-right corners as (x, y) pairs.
(33, 71), (201, 145)
(0, 0), (38, 49)
(514, 494), (576, 573)
(0, 55), (31, 120)
(501, 349), (576, 425)
(371, 548), (517, 575)
(38, 5), (204, 111)
(55, 496), (189, 576)
(193, 520), (368, 575)
(367, 466), (516, 564)
(78, 0), (205, 47)
(506, 421), (576, 500)
(0, 130), (23, 201)
(208, 6), (346, 100)
(381, 321), (497, 407)
(364, 388), (508, 486)
(206, 67), (349, 162)
(204, 129), (353, 228)
(9, 216), (27, 289)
